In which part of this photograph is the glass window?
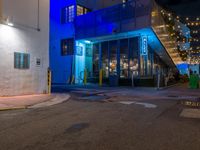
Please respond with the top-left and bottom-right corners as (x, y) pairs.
(61, 5), (90, 23)
(93, 43), (99, 77)
(68, 5), (75, 22)
(120, 39), (129, 78)
(102, 42), (109, 78)
(14, 52), (30, 69)
(129, 38), (139, 77)
(77, 5), (90, 16)
(109, 40), (118, 75)
(77, 5), (84, 16)
(61, 5), (75, 23)
(61, 39), (74, 56)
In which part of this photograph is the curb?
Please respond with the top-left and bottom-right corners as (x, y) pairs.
(0, 106), (27, 111)
(156, 83), (181, 90)
(0, 94), (69, 111)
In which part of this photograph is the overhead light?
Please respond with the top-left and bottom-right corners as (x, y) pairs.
(84, 40), (91, 44)
(7, 22), (14, 26)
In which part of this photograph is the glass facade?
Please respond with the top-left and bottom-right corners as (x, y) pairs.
(109, 40), (118, 76)
(78, 36), (170, 85)
(61, 5), (90, 23)
(129, 38), (139, 77)
(91, 37), (144, 80)
(93, 43), (100, 77)
(120, 39), (129, 78)
(101, 42), (109, 78)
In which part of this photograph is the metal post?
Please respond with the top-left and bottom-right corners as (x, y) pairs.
(132, 71), (134, 87)
(47, 69), (52, 94)
(99, 69), (103, 86)
(157, 67), (160, 90)
(84, 68), (87, 86)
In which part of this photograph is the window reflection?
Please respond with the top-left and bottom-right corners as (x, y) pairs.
(102, 42), (109, 77)
(120, 39), (129, 78)
(109, 41), (118, 75)
(91, 37), (146, 80)
(93, 43), (99, 77)
(129, 38), (139, 77)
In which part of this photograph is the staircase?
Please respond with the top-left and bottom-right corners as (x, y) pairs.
(151, 1), (183, 65)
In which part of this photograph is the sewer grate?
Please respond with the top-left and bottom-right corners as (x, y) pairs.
(65, 123), (90, 134)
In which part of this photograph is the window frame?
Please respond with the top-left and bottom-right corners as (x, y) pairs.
(61, 38), (74, 56)
(14, 52), (30, 69)
(61, 4), (91, 24)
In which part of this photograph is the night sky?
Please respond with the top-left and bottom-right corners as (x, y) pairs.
(156, 0), (200, 16)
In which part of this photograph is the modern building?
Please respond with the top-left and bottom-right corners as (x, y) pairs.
(50, 0), (184, 86)
(0, 0), (49, 96)
(180, 16), (200, 75)
(160, 6), (200, 75)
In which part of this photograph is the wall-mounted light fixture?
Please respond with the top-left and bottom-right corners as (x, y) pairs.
(7, 22), (13, 26)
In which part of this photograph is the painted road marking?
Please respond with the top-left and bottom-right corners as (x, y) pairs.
(180, 109), (200, 119)
(118, 101), (157, 108)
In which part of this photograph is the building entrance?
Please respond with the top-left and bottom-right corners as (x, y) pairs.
(75, 36), (164, 86)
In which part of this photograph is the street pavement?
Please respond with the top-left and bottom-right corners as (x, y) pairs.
(0, 84), (199, 150)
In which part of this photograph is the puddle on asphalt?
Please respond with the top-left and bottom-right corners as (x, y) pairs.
(65, 123), (90, 134)
(118, 101), (157, 108)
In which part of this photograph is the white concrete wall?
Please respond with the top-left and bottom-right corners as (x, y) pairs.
(0, 0), (2, 19)
(0, 0), (49, 96)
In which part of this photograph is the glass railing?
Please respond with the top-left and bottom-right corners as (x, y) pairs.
(75, 0), (152, 39)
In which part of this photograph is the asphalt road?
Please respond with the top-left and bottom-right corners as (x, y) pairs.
(0, 87), (200, 150)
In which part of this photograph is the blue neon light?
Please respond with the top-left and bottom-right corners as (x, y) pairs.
(141, 36), (148, 56)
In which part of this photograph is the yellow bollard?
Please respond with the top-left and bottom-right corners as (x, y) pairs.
(99, 69), (103, 86)
(84, 69), (87, 85)
(47, 69), (52, 94)
(71, 75), (75, 85)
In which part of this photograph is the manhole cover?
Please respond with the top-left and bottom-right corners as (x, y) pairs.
(65, 123), (90, 134)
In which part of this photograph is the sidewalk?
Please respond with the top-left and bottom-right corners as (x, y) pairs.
(0, 94), (70, 111)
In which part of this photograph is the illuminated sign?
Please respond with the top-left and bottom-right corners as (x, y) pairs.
(140, 36), (148, 56)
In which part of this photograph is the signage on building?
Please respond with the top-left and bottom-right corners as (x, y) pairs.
(36, 58), (41, 67)
(140, 36), (148, 56)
